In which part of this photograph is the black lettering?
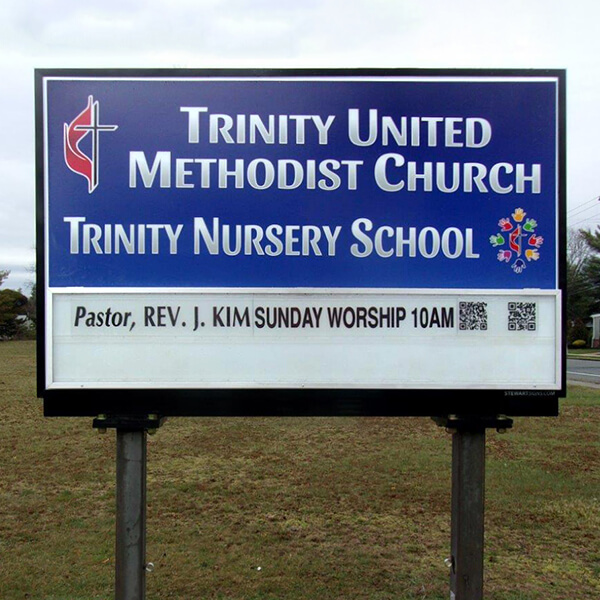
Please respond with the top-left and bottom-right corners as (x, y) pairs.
(213, 306), (225, 327)
(167, 306), (180, 326)
(233, 307), (250, 327)
(290, 307), (301, 328)
(441, 307), (454, 328)
(379, 307), (390, 328)
(156, 306), (167, 326)
(343, 307), (356, 328)
(145, 306), (156, 326)
(255, 307), (265, 328)
(356, 306), (367, 328)
(74, 306), (86, 326)
(368, 307), (378, 328)
(302, 308), (313, 328)
(312, 307), (323, 327)
(396, 307), (406, 326)
(328, 307), (343, 327)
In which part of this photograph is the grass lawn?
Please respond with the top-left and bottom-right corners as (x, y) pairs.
(567, 348), (600, 361)
(0, 340), (598, 599)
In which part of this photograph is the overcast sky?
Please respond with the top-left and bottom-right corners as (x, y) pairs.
(1, 0), (599, 290)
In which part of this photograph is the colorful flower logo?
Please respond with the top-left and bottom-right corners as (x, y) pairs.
(490, 208), (543, 274)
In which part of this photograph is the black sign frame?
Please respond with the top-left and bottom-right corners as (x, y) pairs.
(36, 68), (566, 418)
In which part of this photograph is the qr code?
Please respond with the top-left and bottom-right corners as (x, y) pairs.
(459, 301), (488, 330)
(508, 302), (536, 331)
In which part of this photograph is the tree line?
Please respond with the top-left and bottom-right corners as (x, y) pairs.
(567, 228), (600, 345)
(0, 270), (36, 340)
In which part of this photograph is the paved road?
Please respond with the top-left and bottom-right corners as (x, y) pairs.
(567, 358), (600, 385)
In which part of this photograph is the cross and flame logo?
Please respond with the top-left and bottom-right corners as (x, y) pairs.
(63, 96), (118, 193)
(490, 208), (543, 274)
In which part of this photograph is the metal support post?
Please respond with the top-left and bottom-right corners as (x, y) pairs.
(95, 415), (164, 600)
(116, 428), (147, 600)
(433, 415), (513, 600)
(450, 426), (485, 600)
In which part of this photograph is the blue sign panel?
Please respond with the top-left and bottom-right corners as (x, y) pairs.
(44, 75), (559, 291)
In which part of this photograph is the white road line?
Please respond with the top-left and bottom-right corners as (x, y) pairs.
(567, 371), (600, 379)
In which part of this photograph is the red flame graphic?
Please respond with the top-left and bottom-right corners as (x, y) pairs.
(509, 226), (522, 256)
(63, 97), (94, 192)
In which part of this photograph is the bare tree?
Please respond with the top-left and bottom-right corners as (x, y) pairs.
(567, 228), (591, 276)
(0, 270), (9, 288)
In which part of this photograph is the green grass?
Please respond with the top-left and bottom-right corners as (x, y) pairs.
(0, 341), (598, 599)
(567, 348), (600, 360)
